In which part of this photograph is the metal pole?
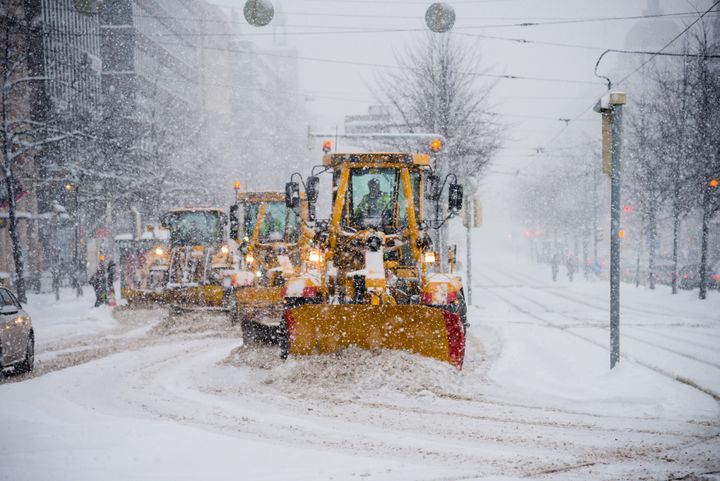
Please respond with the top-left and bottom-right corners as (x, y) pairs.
(609, 100), (624, 369)
(465, 199), (472, 306)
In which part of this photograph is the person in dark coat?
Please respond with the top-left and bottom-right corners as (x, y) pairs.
(566, 254), (578, 282)
(550, 253), (560, 282)
(91, 259), (107, 307)
(106, 259), (117, 306)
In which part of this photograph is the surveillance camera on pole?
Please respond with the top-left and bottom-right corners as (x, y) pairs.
(425, 3), (456, 33)
(244, 0), (274, 27)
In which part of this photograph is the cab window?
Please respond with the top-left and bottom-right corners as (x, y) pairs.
(344, 168), (398, 230)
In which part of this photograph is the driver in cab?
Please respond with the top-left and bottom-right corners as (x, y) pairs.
(355, 178), (390, 225)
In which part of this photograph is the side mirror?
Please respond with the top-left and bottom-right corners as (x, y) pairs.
(229, 204), (239, 240)
(449, 183), (463, 212)
(285, 182), (300, 209)
(306, 176), (319, 203)
(426, 174), (440, 201)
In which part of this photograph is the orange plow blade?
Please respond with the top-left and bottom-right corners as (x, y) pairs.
(284, 305), (464, 369)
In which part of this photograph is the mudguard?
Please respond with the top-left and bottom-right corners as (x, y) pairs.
(283, 304), (464, 369)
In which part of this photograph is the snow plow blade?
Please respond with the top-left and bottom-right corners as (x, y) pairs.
(166, 286), (224, 308)
(284, 305), (464, 369)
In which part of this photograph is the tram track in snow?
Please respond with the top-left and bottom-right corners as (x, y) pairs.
(483, 268), (720, 369)
(475, 270), (720, 403)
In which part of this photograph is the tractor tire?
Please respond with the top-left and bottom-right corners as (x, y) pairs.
(241, 318), (266, 346)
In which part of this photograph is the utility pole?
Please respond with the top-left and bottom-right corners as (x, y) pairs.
(595, 91), (626, 370)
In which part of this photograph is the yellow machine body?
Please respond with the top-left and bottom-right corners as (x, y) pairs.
(283, 153), (466, 368)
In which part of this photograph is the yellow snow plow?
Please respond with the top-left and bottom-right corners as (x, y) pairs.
(280, 152), (467, 368)
(225, 191), (311, 344)
(159, 207), (232, 310)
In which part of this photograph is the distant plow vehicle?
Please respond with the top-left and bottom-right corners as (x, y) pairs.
(226, 190), (311, 345)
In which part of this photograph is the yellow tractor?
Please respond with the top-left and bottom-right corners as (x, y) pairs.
(160, 207), (232, 310)
(226, 191), (310, 344)
(280, 152), (467, 369)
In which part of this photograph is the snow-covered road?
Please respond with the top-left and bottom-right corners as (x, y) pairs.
(1, 259), (719, 481)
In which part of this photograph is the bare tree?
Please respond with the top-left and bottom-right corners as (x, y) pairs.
(625, 94), (668, 290)
(1, 16), (83, 302)
(374, 34), (501, 196)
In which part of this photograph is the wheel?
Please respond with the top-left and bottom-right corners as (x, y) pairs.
(241, 317), (269, 346)
(15, 333), (34, 374)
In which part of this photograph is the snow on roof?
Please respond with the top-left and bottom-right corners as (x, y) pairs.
(114, 233), (134, 241)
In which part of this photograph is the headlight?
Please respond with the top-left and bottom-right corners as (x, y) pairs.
(154, 247), (164, 256)
(308, 250), (321, 263)
(221, 245), (229, 254)
(245, 254), (254, 264)
(424, 251), (436, 263)
(255, 270), (262, 278)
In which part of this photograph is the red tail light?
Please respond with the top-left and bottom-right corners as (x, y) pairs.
(682, 273), (689, 279)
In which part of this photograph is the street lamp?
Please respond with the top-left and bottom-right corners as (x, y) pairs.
(244, 0), (274, 27)
(65, 180), (83, 297)
(425, 3), (456, 33)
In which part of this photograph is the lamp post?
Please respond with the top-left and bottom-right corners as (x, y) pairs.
(65, 180), (83, 297)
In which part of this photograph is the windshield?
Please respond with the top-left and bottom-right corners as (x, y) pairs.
(343, 167), (419, 231)
(244, 201), (297, 243)
(166, 211), (224, 246)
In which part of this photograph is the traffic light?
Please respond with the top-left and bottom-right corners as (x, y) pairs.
(710, 179), (718, 188)
(322, 140), (332, 153)
(623, 204), (632, 213)
(430, 138), (442, 152)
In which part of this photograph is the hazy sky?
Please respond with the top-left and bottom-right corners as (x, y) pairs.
(208, 0), (713, 206)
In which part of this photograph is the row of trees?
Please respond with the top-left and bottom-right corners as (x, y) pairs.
(515, 17), (720, 299)
(2, 7), (307, 302)
(624, 22), (720, 299)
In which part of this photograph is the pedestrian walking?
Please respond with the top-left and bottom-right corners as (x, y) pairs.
(90, 258), (107, 307)
(107, 259), (117, 307)
(551, 253), (560, 282)
(566, 254), (578, 282)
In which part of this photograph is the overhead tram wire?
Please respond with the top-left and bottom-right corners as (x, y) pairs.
(54, 5), (717, 32)
(147, 38), (603, 86)
(533, 0), (720, 159)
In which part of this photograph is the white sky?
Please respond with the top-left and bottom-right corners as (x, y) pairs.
(208, 0), (713, 221)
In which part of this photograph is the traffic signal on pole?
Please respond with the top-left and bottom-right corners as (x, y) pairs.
(710, 179), (718, 188)
(430, 138), (442, 152)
